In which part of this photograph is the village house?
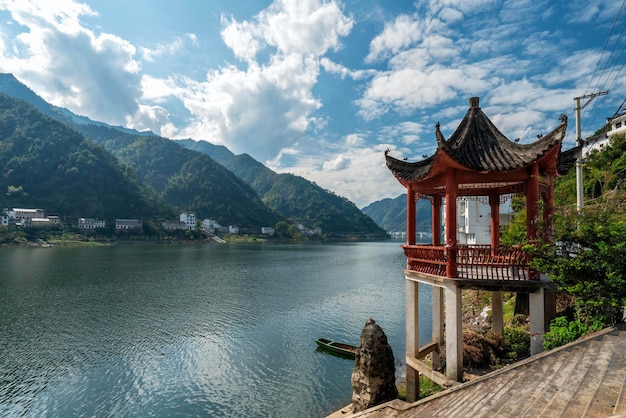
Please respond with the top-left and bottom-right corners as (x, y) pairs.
(115, 219), (142, 230)
(4, 208), (45, 222)
(201, 218), (220, 232)
(78, 218), (106, 229)
(179, 212), (196, 230)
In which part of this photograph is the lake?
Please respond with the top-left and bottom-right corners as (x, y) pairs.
(0, 241), (432, 417)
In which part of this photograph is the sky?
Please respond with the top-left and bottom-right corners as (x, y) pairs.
(0, 0), (625, 208)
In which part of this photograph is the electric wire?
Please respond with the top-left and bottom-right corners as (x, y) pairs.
(577, 0), (626, 151)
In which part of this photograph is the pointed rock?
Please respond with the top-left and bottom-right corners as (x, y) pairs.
(351, 318), (398, 413)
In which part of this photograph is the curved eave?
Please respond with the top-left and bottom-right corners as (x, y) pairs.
(385, 152), (436, 185)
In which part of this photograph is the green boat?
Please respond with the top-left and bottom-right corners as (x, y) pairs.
(315, 338), (357, 359)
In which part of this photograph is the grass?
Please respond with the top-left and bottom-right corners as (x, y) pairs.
(396, 375), (443, 401)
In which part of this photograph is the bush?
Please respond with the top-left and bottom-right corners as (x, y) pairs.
(503, 319), (530, 361)
(542, 316), (603, 351)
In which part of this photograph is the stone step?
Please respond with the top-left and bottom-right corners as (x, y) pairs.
(536, 338), (604, 417)
(519, 344), (590, 417)
(559, 330), (621, 417)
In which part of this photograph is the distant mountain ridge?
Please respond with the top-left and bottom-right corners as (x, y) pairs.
(361, 194), (432, 233)
(0, 73), (154, 137)
(0, 73), (386, 237)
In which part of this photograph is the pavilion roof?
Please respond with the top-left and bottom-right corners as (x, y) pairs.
(385, 97), (569, 185)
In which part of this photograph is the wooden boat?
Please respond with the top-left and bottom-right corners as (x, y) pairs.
(315, 338), (357, 359)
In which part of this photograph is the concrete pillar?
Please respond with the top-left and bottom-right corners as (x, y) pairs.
(405, 279), (419, 402)
(529, 287), (545, 355)
(491, 291), (503, 336)
(432, 286), (444, 370)
(444, 282), (463, 381)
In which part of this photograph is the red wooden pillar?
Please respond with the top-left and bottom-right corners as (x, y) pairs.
(526, 163), (540, 243)
(489, 192), (500, 249)
(407, 185), (416, 245)
(432, 195), (441, 246)
(445, 170), (458, 277)
(543, 175), (554, 244)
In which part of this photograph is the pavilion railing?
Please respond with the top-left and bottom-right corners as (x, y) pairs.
(402, 244), (533, 280)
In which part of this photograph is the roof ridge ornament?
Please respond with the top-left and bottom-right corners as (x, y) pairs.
(469, 96), (479, 108)
(435, 121), (446, 149)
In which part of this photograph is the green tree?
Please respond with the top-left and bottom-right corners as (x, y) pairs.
(530, 134), (626, 327)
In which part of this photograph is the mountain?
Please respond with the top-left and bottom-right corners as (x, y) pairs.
(178, 139), (388, 237)
(74, 125), (283, 229)
(0, 73), (283, 229)
(361, 194), (432, 233)
(0, 93), (175, 222)
(0, 73), (386, 237)
(0, 73), (152, 137)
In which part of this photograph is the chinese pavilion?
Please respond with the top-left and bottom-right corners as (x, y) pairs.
(385, 97), (569, 401)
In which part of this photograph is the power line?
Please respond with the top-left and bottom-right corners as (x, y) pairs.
(581, 0), (626, 135)
(585, 0), (626, 96)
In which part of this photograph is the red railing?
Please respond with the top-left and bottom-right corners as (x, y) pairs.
(402, 244), (533, 280)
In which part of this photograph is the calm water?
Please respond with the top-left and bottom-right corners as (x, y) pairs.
(0, 241), (432, 417)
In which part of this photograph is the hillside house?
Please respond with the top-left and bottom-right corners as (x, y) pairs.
(162, 220), (187, 231)
(201, 218), (220, 232)
(115, 219), (142, 230)
(5, 208), (45, 222)
(78, 218), (106, 229)
(25, 218), (52, 227)
(180, 213), (196, 230)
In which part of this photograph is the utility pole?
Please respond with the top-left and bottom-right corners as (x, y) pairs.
(574, 90), (608, 213)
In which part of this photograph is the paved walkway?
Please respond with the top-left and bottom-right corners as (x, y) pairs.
(331, 323), (626, 418)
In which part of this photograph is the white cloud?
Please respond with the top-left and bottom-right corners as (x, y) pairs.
(0, 0), (141, 124)
(366, 14), (426, 63)
(221, 0), (353, 61)
(140, 34), (199, 62)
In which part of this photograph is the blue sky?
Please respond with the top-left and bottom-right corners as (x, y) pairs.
(0, 0), (624, 207)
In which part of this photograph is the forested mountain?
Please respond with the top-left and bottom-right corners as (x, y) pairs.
(178, 139), (388, 237)
(361, 194), (432, 233)
(0, 94), (175, 222)
(0, 72), (386, 237)
(75, 125), (283, 229)
(0, 73), (152, 137)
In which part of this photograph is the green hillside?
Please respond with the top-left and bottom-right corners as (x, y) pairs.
(361, 194), (432, 233)
(178, 139), (388, 237)
(0, 94), (175, 222)
(76, 125), (283, 229)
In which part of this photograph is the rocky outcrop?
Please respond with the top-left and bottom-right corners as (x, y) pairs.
(351, 318), (398, 413)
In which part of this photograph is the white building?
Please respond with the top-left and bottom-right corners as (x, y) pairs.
(115, 219), (142, 230)
(608, 110), (626, 138)
(261, 227), (274, 235)
(228, 225), (239, 234)
(442, 196), (514, 245)
(78, 218), (106, 229)
(1, 212), (8, 226)
(180, 213), (196, 230)
(201, 219), (220, 231)
(5, 208), (45, 222)
(583, 109), (626, 155)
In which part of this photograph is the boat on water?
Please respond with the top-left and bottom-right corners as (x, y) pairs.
(315, 338), (357, 359)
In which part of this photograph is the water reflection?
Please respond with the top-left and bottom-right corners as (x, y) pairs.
(0, 242), (431, 417)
